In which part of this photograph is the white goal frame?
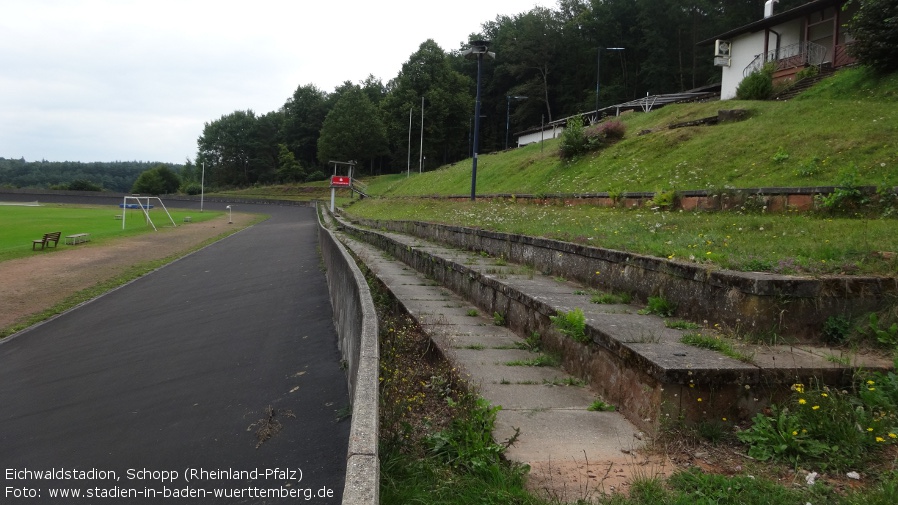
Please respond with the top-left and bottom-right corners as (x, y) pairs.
(121, 196), (177, 231)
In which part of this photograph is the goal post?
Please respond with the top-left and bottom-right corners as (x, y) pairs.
(121, 196), (177, 231)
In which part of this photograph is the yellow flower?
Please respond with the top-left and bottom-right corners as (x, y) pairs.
(821, 393), (828, 398)
(722, 417), (727, 422)
(792, 383), (805, 393)
(792, 430), (798, 436)
(812, 405), (820, 410)
(867, 380), (875, 385)
(889, 433), (897, 439)
(697, 398), (702, 402)
(876, 437), (885, 443)
(867, 427), (874, 432)
(798, 398), (807, 405)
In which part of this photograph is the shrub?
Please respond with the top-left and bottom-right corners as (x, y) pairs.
(736, 65), (774, 100)
(558, 115), (588, 160)
(68, 179), (102, 191)
(584, 120), (626, 149)
(181, 183), (202, 195)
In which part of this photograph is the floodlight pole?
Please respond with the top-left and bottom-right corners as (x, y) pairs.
(464, 40), (494, 202)
(596, 47), (625, 116)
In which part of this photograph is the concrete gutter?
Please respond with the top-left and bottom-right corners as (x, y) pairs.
(317, 206), (379, 505)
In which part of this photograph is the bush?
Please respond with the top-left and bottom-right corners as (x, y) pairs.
(67, 179), (102, 191)
(736, 65), (774, 100)
(584, 120), (626, 149)
(558, 115), (588, 160)
(181, 183), (202, 195)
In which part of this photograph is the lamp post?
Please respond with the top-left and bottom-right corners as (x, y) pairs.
(226, 205), (232, 224)
(505, 95), (527, 150)
(462, 40), (494, 202)
(595, 47), (625, 116)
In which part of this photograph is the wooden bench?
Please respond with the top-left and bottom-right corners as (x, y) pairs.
(32, 231), (61, 250)
(65, 233), (90, 245)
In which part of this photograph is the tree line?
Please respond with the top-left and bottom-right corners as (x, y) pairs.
(197, 0), (817, 188)
(0, 157), (183, 193)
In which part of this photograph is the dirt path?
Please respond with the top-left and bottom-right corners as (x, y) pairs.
(1, 212), (257, 333)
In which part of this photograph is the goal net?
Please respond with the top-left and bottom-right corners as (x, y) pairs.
(120, 196), (177, 231)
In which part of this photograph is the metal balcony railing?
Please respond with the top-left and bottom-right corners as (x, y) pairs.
(743, 41), (827, 77)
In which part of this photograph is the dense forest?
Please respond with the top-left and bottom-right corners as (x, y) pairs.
(196, 0), (815, 188)
(0, 158), (184, 192)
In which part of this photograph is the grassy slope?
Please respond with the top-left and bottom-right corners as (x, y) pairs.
(362, 67), (898, 197)
(335, 68), (898, 276)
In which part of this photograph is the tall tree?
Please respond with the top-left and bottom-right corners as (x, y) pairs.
(381, 40), (473, 169)
(196, 110), (260, 187)
(848, 0), (898, 73)
(316, 85), (389, 172)
(131, 164), (181, 195)
(281, 84), (329, 168)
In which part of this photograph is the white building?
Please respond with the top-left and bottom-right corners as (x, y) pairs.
(700, 0), (858, 100)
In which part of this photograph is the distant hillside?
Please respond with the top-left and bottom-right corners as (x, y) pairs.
(361, 67), (898, 197)
(0, 159), (184, 193)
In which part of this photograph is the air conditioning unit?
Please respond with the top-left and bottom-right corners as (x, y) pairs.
(714, 40), (731, 58)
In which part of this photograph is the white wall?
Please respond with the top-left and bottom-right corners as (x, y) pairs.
(720, 17), (805, 100)
(517, 127), (562, 147)
(721, 30), (766, 99)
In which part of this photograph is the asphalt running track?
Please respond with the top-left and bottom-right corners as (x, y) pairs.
(0, 195), (350, 503)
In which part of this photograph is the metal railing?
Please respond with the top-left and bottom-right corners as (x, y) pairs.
(743, 41), (827, 77)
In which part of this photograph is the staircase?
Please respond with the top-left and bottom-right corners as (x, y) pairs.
(771, 64), (836, 101)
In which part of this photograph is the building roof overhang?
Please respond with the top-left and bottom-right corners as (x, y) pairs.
(697, 0), (843, 46)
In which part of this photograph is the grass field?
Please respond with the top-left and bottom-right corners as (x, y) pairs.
(0, 204), (222, 262)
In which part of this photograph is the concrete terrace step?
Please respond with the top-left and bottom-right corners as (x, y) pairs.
(333, 230), (659, 499)
(332, 214), (893, 432)
(331, 213), (892, 496)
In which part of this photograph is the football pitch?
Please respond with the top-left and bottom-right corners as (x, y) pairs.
(0, 203), (221, 262)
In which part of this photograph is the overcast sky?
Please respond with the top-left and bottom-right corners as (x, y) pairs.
(0, 0), (555, 164)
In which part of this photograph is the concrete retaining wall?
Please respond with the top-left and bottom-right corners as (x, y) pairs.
(346, 217), (897, 342)
(317, 209), (379, 505)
